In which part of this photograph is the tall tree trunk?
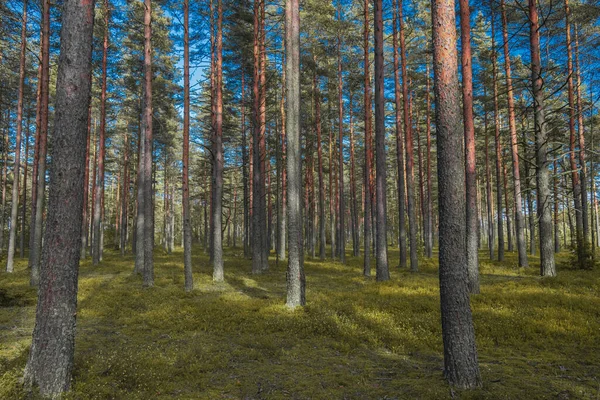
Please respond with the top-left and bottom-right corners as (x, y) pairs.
(0, 125), (7, 256)
(459, 0), (479, 293)
(242, 74), (250, 258)
(574, 25), (589, 250)
(142, 0), (154, 286)
(183, 0), (193, 290)
(374, 0), (389, 281)
(212, 0), (224, 282)
(285, 0), (305, 309)
(425, 64), (433, 258)
(315, 68), (326, 261)
(20, 118), (30, 258)
(491, 7), (504, 262)
(564, 0), (585, 268)
(349, 92), (359, 257)
(93, 0), (109, 266)
(6, 0), (27, 273)
(252, 0), (268, 273)
(484, 88), (495, 260)
(278, 47), (287, 260)
(398, 0), (417, 272)
(23, 0), (95, 395)
(363, 0), (372, 277)
(500, 0), (528, 268)
(392, 0), (407, 267)
(431, 0), (481, 388)
(530, 0), (556, 277)
(81, 104), (92, 259)
(120, 129), (129, 256)
(337, 14), (345, 264)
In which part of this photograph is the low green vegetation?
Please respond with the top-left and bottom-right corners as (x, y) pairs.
(1, 248), (599, 399)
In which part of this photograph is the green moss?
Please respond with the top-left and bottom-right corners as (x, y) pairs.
(0, 248), (598, 399)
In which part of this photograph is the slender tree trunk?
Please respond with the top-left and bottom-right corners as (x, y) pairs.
(6, 0), (27, 273)
(337, 17), (345, 263)
(425, 64), (433, 258)
(503, 160), (513, 252)
(241, 74), (250, 258)
(121, 129), (129, 256)
(484, 88), (495, 260)
(392, 0), (407, 267)
(491, 8), (504, 262)
(182, 0), (193, 290)
(398, 0), (417, 272)
(212, 0), (224, 282)
(374, 0), (389, 281)
(285, 0), (305, 309)
(432, 0), (481, 388)
(314, 69), (326, 261)
(252, 0), (268, 273)
(362, 0), (373, 276)
(349, 92), (359, 257)
(501, 0), (528, 268)
(278, 47), (287, 260)
(93, 0), (109, 266)
(142, 0), (154, 286)
(574, 25), (589, 249)
(81, 105), (92, 259)
(459, 0), (479, 293)
(20, 118), (30, 258)
(23, 0), (95, 395)
(530, 0), (556, 277)
(564, 0), (584, 269)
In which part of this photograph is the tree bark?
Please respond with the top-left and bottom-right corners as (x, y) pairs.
(363, 0), (372, 277)
(285, 0), (305, 309)
(564, 0), (585, 269)
(530, 0), (556, 277)
(392, 0), (407, 268)
(182, 0), (193, 290)
(212, 0), (224, 282)
(374, 0), (389, 281)
(501, 0), (527, 268)
(337, 17), (345, 264)
(314, 68), (326, 261)
(491, 7), (504, 262)
(23, 0), (95, 395)
(6, 0), (27, 273)
(93, 0), (109, 266)
(432, 0), (481, 388)
(398, 0), (417, 272)
(142, 0), (154, 286)
(459, 0), (479, 293)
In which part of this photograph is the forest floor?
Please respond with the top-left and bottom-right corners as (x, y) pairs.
(0, 246), (599, 399)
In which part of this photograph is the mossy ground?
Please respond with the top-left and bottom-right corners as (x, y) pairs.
(1, 246), (599, 399)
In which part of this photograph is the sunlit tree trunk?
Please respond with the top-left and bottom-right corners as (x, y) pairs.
(374, 0), (389, 280)
(432, 0), (481, 388)
(484, 87), (495, 260)
(182, 0), (193, 290)
(392, 0), (407, 267)
(564, 0), (585, 268)
(212, 0), (224, 282)
(363, 0), (372, 276)
(529, 0), (555, 276)
(459, 0), (479, 293)
(141, 0), (154, 286)
(6, 0), (27, 273)
(29, 0), (50, 285)
(500, 0), (528, 268)
(285, 0), (305, 308)
(491, 7), (504, 262)
(398, 0), (417, 272)
(23, 0), (95, 394)
(93, 0), (110, 266)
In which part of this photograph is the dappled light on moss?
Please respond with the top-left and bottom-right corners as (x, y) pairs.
(0, 248), (598, 398)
